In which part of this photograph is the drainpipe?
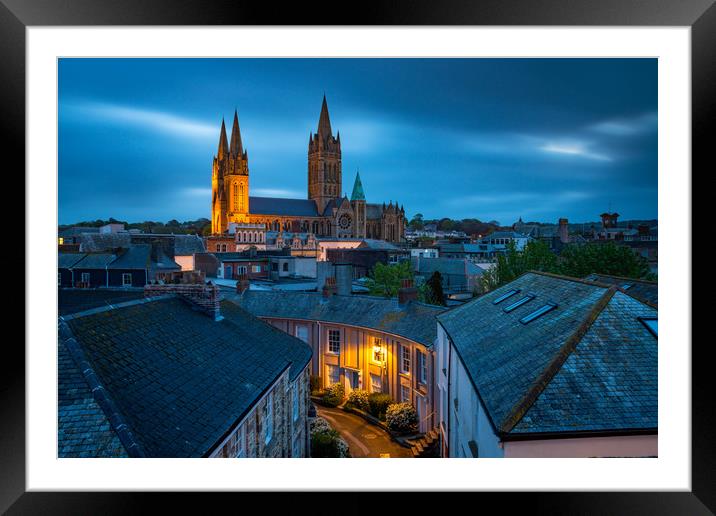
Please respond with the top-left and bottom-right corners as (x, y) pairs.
(105, 264), (109, 288)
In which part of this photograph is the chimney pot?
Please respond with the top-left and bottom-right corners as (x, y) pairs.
(398, 278), (418, 305)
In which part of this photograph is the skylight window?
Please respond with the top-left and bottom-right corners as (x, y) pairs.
(640, 317), (658, 337)
(621, 283), (633, 290)
(503, 294), (535, 313)
(492, 289), (520, 305)
(519, 302), (558, 324)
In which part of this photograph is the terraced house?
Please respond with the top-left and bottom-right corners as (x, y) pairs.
(436, 272), (658, 458)
(230, 280), (447, 434)
(58, 281), (312, 458)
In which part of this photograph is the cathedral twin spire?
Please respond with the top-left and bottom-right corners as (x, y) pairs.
(217, 110), (245, 163)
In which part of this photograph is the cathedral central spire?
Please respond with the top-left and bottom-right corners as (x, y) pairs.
(229, 109), (243, 157)
(317, 94), (332, 138)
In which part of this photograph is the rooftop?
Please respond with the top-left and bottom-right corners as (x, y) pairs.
(248, 196), (319, 217)
(58, 295), (311, 457)
(584, 273), (657, 307)
(229, 290), (447, 347)
(437, 271), (657, 437)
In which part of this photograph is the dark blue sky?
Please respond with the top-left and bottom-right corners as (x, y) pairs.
(58, 58), (657, 225)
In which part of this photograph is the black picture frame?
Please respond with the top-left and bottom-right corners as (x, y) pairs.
(2, 0), (709, 512)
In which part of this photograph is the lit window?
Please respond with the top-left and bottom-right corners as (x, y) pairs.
(328, 329), (341, 354)
(373, 337), (384, 362)
(400, 345), (411, 374)
(122, 273), (132, 286)
(493, 289), (520, 305)
(264, 392), (273, 444)
(503, 294), (536, 313)
(640, 317), (658, 337)
(519, 303), (558, 324)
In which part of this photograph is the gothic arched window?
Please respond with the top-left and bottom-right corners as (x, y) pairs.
(239, 184), (244, 212)
(233, 182), (239, 211)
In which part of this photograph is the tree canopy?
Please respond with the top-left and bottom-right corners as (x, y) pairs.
(364, 261), (414, 298)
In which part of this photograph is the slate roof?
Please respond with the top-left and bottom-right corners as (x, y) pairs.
(79, 232), (132, 252)
(58, 337), (128, 457)
(174, 234), (206, 255)
(359, 239), (401, 251)
(60, 296), (309, 457)
(437, 272), (657, 437)
(107, 244), (180, 272)
(58, 253), (86, 269)
(219, 300), (312, 381)
(585, 274), (658, 307)
(229, 290), (446, 347)
(249, 196), (319, 217)
(58, 288), (146, 316)
(365, 203), (385, 220)
(71, 253), (117, 269)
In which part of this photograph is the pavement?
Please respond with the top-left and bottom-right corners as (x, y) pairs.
(315, 405), (413, 458)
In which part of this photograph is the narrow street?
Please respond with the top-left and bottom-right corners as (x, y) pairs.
(316, 405), (413, 458)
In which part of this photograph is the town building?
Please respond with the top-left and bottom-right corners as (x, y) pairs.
(411, 256), (485, 295)
(58, 246), (181, 289)
(210, 96), (405, 242)
(58, 280), (312, 458)
(230, 280), (447, 433)
(435, 271), (657, 458)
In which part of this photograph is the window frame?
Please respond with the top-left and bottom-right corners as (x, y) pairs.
(122, 272), (132, 287)
(327, 328), (341, 354)
(401, 384), (411, 403)
(503, 293), (536, 313)
(639, 317), (658, 338)
(492, 288), (520, 305)
(400, 344), (411, 375)
(519, 302), (558, 324)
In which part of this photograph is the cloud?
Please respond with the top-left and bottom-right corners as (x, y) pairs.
(539, 141), (612, 162)
(588, 112), (657, 136)
(63, 100), (217, 139)
(447, 190), (593, 207)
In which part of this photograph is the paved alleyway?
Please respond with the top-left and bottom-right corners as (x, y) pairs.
(316, 405), (413, 458)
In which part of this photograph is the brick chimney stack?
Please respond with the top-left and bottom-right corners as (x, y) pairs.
(236, 273), (250, 294)
(322, 276), (337, 298)
(145, 274), (221, 321)
(558, 218), (569, 244)
(398, 278), (418, 305)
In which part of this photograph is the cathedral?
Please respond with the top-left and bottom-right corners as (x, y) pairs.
(210, 96), (405, 243)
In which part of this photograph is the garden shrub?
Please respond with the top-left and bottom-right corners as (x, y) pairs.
(321, 383), (345, 407)
(385, 402), (418, 433)
(367, 392), (393, 420)
(346, 389), (370, 411)
(310, 375), (322, 394)
(310, 417), (350, 458)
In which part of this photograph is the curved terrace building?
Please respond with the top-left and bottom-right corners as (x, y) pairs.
(229, 283), (447, 433)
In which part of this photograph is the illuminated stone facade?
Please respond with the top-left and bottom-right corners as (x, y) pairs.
(211, 96), (405, 242)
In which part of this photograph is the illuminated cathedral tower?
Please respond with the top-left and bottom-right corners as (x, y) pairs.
(308, 95), (342, 215)
(211, 110), (249, 234)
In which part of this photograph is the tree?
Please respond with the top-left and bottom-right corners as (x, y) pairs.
(481, 240), (558, 291)
(364, 261), (414, 298)
(421, 271), (446, 306)
(558, 242), (654, 280)
(438, 218), (455, 231)
(408, 213), (425, 230)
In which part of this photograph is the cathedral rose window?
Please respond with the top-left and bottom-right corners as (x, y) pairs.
(338, 214), (352, 230)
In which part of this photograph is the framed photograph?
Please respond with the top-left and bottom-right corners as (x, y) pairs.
(5, 0), (709, 512)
